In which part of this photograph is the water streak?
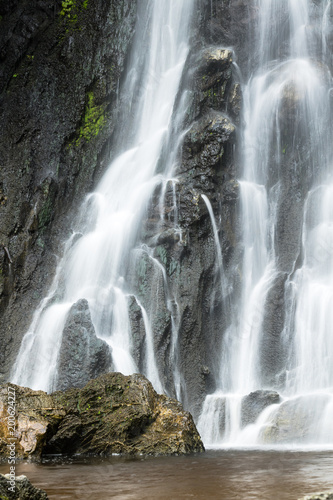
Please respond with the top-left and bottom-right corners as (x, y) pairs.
(12, 0), (195, 393)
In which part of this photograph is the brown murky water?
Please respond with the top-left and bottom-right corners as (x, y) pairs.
(1, 450), (333, 499)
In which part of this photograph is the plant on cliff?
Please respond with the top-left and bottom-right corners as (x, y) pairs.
(75, 92), (106, 145)
(60, 0), (89, 25)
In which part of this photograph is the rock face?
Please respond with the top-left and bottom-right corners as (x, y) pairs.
(0, 0), (288, 427)
(0, 0), (244, 423)
(259, 394), (331, 445)
(241, 390), (281, 428)
(0, 0), (137, 384)
(0, 474), (48, 500)
(0, 373), (204, 457)
(56, 299), (112, 391)
(128, 4), (241, 418)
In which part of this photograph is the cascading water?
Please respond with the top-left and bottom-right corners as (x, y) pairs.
(198, 0), (333, 447)
(11, 0), (194, 394)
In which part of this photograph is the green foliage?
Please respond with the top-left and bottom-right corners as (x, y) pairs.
(60, 0), (89, 24)
(60, 0), (76, 19)
(75, 92), (106, 144)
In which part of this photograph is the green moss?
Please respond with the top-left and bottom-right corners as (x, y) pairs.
(60, 0), (77, 19)
(75, 92), (106, 145)
(60, 0), (88, 25)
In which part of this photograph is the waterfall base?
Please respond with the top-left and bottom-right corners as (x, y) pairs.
(198, 391), (333, 449)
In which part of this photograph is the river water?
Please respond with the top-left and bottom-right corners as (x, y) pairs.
(1, 450), (333, 499)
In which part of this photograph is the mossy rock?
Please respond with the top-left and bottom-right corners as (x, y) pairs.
(0, 373), (204, 458)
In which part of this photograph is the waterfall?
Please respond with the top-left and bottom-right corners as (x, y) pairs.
(198, 0), (333, 448)
(11, 0), (195, 393)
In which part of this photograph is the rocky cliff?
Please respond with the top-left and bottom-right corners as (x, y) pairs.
(127, 0), (255, 418)
(0, 0), (137, 383)
(0, 0), (258, 422)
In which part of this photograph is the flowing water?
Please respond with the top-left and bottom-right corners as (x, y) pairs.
(198, 0), (333, 446)
(11, 0), (194, 395)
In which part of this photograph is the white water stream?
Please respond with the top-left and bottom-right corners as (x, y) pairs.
(11, 0), (194, 393)
(198, 0), (333, 447)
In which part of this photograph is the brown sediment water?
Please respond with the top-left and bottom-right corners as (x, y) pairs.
(1, 450), (333, 499)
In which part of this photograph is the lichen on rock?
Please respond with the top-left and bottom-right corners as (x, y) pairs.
(0, 474), (48, 499)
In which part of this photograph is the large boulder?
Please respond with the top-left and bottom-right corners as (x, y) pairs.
(0, 474), (48, 499)
(259, 394), (332, 445)
(0, 373), (204, 458)
(56, 299), (112, 391)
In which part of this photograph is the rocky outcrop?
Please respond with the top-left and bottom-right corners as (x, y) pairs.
(0, 0), (137, 384)
(299, 494), (333, 500)
(129, 12), (241, 418)
(241, 390), (281, 427)
(0, 474), (48, 499)
(259, 394), (331, 445)
(200, 0), (259, 74)
(56, 299), (112, 391)
(0, 373), (204, 457)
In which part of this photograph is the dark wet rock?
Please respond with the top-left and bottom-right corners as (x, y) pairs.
(299, 493), (333, 500)
(241, 390), (281, 427)
(260, 274), (288, 387)
(0, 0), (137, 384)
(188, 47), (235, 123)
(132, 4), (242, 418)
(200, 0), (259, 74)
(228, 83), (242, 122)
(128, 250), (173, 392)
(0, 373), (204, 458)
(181, 111), (236, 175)
(128, 295), (146, 370)
(0, 474), (48, 499)
(56, 299), (112, 391)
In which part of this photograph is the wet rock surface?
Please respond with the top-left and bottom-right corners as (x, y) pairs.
(0, 373), (204, 458)
(241, 390), (281, 428)
(0, 474), (48, 499)
(56, 299), (112, 391)
(300, 494), (333, 500)
(131, 1), (242, 418)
